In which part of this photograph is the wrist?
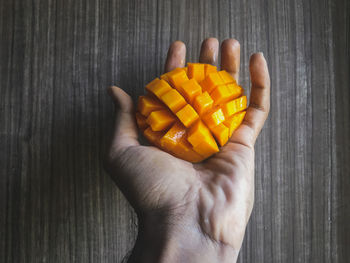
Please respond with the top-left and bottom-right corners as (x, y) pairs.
(128, 212), (240, 263)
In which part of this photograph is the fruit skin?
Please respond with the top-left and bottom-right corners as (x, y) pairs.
(136, 63), (247, 163)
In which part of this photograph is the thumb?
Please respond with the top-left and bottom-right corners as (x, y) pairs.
(108, 86), (139, 153)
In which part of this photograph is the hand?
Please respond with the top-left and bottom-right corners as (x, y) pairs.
(106, 38), (270, 263)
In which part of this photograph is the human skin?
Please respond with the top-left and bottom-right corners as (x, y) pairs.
(106, 38), (270, 263)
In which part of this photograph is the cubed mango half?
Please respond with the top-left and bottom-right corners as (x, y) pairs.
(136, 64), (247, 162)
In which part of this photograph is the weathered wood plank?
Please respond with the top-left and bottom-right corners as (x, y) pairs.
(0, 0), (348, 262)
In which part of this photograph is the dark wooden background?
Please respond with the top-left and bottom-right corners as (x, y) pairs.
(1, 0), (349, 262)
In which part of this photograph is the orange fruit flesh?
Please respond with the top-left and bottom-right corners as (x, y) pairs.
(136, 63), (247, 162)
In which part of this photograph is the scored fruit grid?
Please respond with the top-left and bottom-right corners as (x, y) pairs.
(137, 63), (247, 162)
(140, 66), (244, 159)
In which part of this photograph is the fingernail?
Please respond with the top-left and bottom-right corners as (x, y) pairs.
(258, 52), (264, 57)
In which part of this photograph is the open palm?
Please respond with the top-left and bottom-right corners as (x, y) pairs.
(106, 38), (270, 263)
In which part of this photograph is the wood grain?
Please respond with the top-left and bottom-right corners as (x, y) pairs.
(0, 0), (349, 262)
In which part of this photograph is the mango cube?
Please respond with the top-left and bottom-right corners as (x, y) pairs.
(187, 63), (205, 83)
(179, 78), (202, 104)
(223, 111), (246, 136)
(138, 96), (165, 116)
(211, 123), (229, 146)
(205, 64), (217, 76)
(160, 74), (170, 82)
(187, 120), (212, 147)
(176, 104), (199, 128)
(160, 122), (202, 162)
(168, 69), (189, 90)
(221, 96), (247, 118)
(218, 70), (236, 84)
(145, 78), (160, 90)
(193, 91), (213, 115)
(192, 139), (219, 159)
(173, 138), (204, 162)
(227, 83), (243, 99)
(161, 68), (183, 83)
(161, 89), (187, 113)
(187, 121), (218, 157)
(146, 78), (173, 99)
(160, 122), (187, 150)
(210, 85), (233, 105)
(146, 109), (176, 131)
(200, 72), (225, 93)
(202, 108), (225, 128)
(187, 120), (219, 158)
(143, 127), (165, 147)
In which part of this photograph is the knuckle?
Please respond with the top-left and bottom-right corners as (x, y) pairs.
(249, 102), (268, 113)
(242, 118), (256, 130)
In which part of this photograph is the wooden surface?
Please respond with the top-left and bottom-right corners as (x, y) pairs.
(1, 0), (349, 262)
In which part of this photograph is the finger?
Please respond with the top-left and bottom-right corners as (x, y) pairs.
(199, 38), (219, 65)
(108, 86), (139, 152)
(220, 39), (241, 82)
(230, 53), (270, 147)
(164, 41), (186, 73)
